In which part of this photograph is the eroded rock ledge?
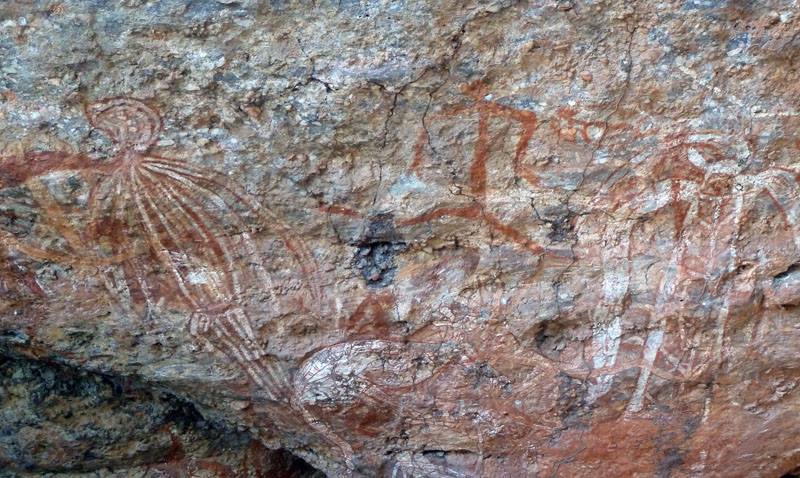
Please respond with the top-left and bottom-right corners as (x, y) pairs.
(0, 352), (323, 477)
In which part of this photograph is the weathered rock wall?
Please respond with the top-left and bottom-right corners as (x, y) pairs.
(1, 0), (799, 476)
(0, 353), (323, 477)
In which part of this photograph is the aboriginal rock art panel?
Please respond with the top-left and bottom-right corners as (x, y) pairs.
(0, 97), (321, 403)
(324, 81), (800, 429)
(396, 81), (641, 258)
(4, 84), (800, 476)
(401, 81), (547, 256)
(577, 130), (800, 413)
(405, 87), (800, 418)
(295, 250), (575, 477)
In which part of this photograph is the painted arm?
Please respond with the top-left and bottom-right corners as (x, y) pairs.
(0, 151), (101, 189)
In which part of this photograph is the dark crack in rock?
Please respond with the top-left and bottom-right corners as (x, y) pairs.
(353, 213), (406, 288)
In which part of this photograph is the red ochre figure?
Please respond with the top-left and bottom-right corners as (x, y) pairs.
(0, 97), (321, 403)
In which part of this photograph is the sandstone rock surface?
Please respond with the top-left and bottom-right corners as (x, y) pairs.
(1, 1), (800, 476)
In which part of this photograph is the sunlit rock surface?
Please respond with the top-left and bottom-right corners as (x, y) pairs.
(1, 1), (799, 476)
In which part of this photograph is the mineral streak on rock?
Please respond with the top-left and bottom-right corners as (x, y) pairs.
(1, 0), (800, 476)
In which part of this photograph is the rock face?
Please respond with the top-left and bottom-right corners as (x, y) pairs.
(1, 1), (799, 476)
(0, 354), (323, 477)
